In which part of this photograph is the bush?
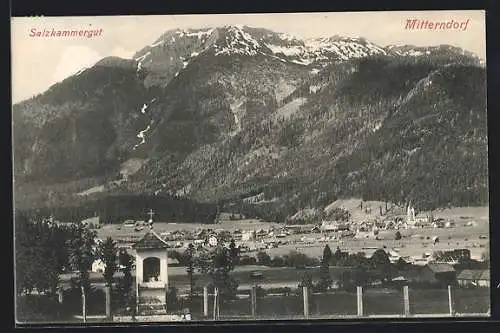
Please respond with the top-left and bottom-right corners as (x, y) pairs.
(169, 250), (184, 265)
(256, 251), (272, 266)
(239, 255), (257, 266)
(166, 286), (180, 311)
(112, 294), (136, 316)
(61, 287), (107, 316)
(283, 251), (319, 268)
(16, 295), (73, 323)
(395, 231), (402, 240)
(266, 287), (293, 296)
(270, 256), (285, 267)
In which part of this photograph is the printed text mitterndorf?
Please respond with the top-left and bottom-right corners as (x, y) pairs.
(405, 19), (471, 31)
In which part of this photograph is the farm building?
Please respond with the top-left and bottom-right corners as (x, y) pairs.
(390, 276), (409, 287)
(457, 269), (490, 287)
(232, 230), (243, 240)
(241, 230), (255, 241)
(388, 250), (401, 263)
(406, 263), (456, 285)
(256, 228), (269, 237)
(434, 249), (471, 264)
(320, 221), (350, 232)
(123, 219), (135, 227)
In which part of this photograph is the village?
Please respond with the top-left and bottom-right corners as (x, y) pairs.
(80, 200), (489, 274)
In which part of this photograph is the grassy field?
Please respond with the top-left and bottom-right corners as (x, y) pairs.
(60, 265), (314, 290)
(187, 287), (489, 318)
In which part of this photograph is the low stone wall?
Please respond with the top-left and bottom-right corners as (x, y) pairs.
(113, 314), (191, 322)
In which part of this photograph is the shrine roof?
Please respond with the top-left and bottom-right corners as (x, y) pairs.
(132, 230), (169, 250)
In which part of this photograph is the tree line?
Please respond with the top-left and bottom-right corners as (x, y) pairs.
(15, 211), (134, 322)
(17, 194), (219, 225)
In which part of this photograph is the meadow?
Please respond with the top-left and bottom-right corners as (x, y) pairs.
(186, 287), (490, 319)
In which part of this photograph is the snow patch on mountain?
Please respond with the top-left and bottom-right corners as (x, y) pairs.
(133, 124), (151, 150)
(279, 32), (301, 42)
(290, 59), (311, 66)
(150, 40), (165, 48)
(135, 51), (151, 71)
(176, 28), (215, 39)
(75, 68), (88, 76)
(214, 26), (262, 56)
(133, 100), (155, 149)
(261, 35), (387, 65)
(266, 44), (304, 57)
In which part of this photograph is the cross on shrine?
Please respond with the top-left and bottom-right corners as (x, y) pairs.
(147, 209), (155, 228)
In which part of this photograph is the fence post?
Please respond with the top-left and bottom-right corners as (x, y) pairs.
(303, 286), (309, 317)
(105, 284), (112, 321)
(57, 288), (64, 304)
(203, 286), (208, 317)
(403, 285), (410, 317)
(357, 286), (363, 317)
(251, 286), (257, 318)
(136, 281), (140, 315)
(216, 288), (220, 319)
(164, 283), (168, 312)
(448, 285), (454, 316)
(213, 287), (218, 320)
(81, 285), (87, 323)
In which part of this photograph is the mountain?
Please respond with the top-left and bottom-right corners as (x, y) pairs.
(12, 25), (487, 220)
(384, 44), (478, 59)
(133, 26), (389, 88)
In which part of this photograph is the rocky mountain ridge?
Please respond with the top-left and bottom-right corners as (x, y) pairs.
(12, 25), (487, 220)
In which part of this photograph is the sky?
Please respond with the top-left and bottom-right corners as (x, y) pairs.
(11, 10), (486, 103)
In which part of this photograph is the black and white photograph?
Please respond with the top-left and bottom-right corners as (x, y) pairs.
(11, 10), (489, 324)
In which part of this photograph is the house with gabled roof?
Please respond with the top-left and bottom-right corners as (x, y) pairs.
(405, 263), (456, 285)
(457, 269), (490, 287)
